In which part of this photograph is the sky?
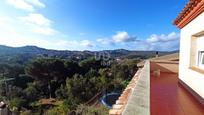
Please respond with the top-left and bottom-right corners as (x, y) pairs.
(0, 0), (188, 51)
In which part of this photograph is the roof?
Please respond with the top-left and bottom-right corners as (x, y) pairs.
(137, 53), (179, 67)
(174, 0), (204, 29)
(151, 53), (179, 61)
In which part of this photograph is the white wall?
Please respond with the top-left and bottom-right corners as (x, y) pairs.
(179, 12), (204, 98)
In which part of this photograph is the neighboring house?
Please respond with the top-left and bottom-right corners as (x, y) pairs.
(174, 0), (204, 104)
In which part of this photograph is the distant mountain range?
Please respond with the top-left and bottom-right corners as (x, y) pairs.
(0, 45), (179, 64)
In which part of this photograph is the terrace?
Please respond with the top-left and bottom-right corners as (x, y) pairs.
(109, 57), (204, 115)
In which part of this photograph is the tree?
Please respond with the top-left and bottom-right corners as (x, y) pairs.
(9, 97), (26, 110)
(13, 74), (33, 89)
(0, 64), (16, 99)
(65, 74), (101, 105)
(79, 57), (102, 74)
(64, 60), (80, 78)
(25, 57), (67, 98)
(84, 68), (99, 78)
(110, 59), (138, 80)
(0, 64), (12, 78)
(55, 85), (67, 99)
(7, 86), (24, 99)
(24, 82), (39, 101)
(98, 68), (110, 88)
(0, 64), (24, 79)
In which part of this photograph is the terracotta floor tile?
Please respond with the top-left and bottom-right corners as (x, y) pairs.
(150, 72), (204, 115)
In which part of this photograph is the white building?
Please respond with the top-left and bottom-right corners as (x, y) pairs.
(174, 0), (204, 104)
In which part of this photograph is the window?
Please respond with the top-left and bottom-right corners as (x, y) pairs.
(189, 32), (204, 73)
(198, 51), (204, 69)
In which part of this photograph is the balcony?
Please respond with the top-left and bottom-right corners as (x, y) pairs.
(109, 60), (204, 115)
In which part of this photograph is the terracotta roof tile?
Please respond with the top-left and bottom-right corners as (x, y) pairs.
(174, 0), (204, 28)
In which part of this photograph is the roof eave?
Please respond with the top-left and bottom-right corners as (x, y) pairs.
(173, 0), (204, 29)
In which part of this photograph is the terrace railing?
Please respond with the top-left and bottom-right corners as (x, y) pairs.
(109, 60), (150, 115)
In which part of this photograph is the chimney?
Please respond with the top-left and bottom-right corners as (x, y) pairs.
(156, 51), (159, 58)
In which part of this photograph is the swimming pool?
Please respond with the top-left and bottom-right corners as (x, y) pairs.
(100, 92), (120, 108)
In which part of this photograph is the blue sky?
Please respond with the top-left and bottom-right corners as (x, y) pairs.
(0, 0), (188, 51)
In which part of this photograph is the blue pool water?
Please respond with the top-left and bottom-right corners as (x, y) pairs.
(100, 92), (120, 108)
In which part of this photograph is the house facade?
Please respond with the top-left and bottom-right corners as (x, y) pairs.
(174, 0), (204, 103)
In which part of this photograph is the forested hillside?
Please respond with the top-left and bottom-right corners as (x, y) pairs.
(0, 45), (178, 114)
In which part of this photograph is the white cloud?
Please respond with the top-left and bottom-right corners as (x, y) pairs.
(144, 32), (180, 51)
(0, 16), (25, 36)
(0, 17), (47, 47)
(147, 32), (179, 43)
(26, 0), (45, 8)
(0, 16), (96, 50)
(6, 0), (45, 11)
(0, 16), (179, 51)
(42, 40), (95, 50)
(0, 16), (51, 47)
(97, 38), (114, 45)
(0, 16), (97, 50)
(80, 40), (94, 47)
(31, 26), (58, 35)
(0, 16), (13, 24)
(0, 32), (89, 51)
(6, 0), (34, 11)
(18, 13), (52, 26)
(101, 31), (179, 51)
(112, 31), (136, 42)
(97, 31), (136, 46)
(18, 13), (58, 35)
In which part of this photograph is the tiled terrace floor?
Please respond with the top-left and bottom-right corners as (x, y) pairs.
(151, 72), (204, 115)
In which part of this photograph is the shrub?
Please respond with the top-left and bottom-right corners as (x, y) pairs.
(75, 104), (109, 115)
(9, 97), (27, 109)
(45, 104), (68, 115)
